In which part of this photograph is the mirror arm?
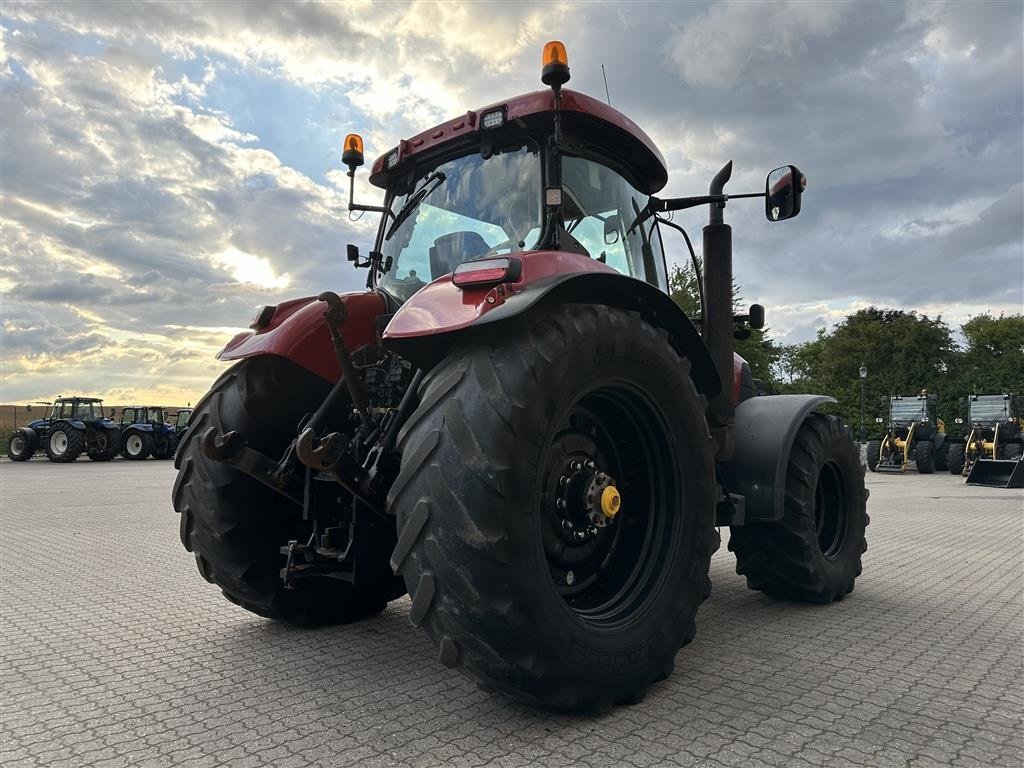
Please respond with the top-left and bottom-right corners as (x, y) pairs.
(347, 168), (386, 214)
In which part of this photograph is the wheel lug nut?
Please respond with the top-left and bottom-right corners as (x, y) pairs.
(561, 519), (574, 530)
(559, 475), (568, 486)
(566, 570), (576, 586)
(586, 460), (596, 469)
(556, 499), (566, 510)
(587, 525), (598, 536)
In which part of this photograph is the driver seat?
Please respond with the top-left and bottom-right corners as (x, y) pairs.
(429, 231), (491, 279)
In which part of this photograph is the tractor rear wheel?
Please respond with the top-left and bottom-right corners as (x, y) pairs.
(88, 428), (120, 461)
(388, 306), (718, 711)
(865, 439), (882, 472)
(729, 413), (868, 603)
(915, 440), (935, 474)
(152, 432), (177, 459)
(46, 425), (84, 462)
(122, 431), (153, 460)
(947, 442), (966, 474)
(7, 430), (36, 461)
(172, 356), (404, 625)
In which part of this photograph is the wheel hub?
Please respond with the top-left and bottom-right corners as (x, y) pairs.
(51, 432), (67, 454)
(554, 458), (621, 541)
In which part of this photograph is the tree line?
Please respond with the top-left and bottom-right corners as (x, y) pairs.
(668, 264), (1024, 436)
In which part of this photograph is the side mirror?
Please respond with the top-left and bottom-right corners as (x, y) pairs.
(765, 165), (805, 221)
(25, 404), (32, 413)
(603, 216), (621, 245)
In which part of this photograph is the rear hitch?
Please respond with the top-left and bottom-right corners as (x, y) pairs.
(200, 427), (304, 505)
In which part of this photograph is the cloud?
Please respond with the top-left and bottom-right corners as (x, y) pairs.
(0, 1), (1021, 404)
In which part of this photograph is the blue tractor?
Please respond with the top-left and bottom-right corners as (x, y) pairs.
(7, 397), (121, 462)
(119, 406), (177, 460)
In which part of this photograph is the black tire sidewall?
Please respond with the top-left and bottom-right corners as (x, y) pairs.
(866, 440), (881, 472)
(787, 419), (867, 595)
(915, 440), (935, 473)
(7, 431), (35, 461)
(394, 307), (716, 704)
(948, 443), (966, 474)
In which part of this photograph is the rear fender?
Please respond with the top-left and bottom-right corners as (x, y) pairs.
(718, 395), (836, 523)
(53, 419), (85, 431)
(217, 291), (387, 383)
(383, 255), (720, 397)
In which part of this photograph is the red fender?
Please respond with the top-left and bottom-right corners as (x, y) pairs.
(217, 291), (387, 383)
(384, 250), (615, 340)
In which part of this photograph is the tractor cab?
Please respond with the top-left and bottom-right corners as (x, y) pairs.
(887, 394), (939, 431)
(967, 394), (1012, 426)
(50, 397), (108, 424)
(339, 87), (672, 306)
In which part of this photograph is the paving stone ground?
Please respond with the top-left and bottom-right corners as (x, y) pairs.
(1, 457), (1021, 767)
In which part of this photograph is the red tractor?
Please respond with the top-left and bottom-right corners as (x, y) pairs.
(173, 42), (868, 711)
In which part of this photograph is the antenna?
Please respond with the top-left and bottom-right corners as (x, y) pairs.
(601, 64), (611, 106)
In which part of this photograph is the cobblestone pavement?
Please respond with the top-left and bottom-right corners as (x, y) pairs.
(1, 458), (1021, 767)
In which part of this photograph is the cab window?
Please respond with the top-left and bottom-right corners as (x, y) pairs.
(561, 155), (668, 291)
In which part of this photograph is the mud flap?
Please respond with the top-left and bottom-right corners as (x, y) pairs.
(965, 459), (1024, 488)
(718, 394), (836, 523)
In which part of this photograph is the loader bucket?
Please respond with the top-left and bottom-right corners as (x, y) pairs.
(965, 458), (1024, 488)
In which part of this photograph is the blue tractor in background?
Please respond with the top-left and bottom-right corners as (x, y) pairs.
(7, 397), (121, 462)
(120, 406), (177, 460)
(170, 408), (193, 459)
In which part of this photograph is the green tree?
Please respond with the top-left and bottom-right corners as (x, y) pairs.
(958, 313), (1024, 396)
(778, 308), (960, 434)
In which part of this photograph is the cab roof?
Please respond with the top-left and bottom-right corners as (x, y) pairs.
(369, 89), (668, 194)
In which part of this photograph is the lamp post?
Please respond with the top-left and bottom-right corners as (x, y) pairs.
(859, 363), (868, 444)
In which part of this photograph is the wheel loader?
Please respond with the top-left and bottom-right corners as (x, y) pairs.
(173, 41), (869, 711)
(866, 392), (948, 474)
(948, 394), (1023, 488)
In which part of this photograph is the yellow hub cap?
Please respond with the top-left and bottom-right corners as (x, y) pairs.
(601, 486), (621, 518)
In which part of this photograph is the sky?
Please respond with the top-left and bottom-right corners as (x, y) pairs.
(1, 0), (1021, 405)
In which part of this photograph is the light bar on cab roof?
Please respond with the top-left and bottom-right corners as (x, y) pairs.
(481, 107), (505, 129)
(451, 257), (521, 288)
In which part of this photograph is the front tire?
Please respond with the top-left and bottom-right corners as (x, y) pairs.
(915, 440), (935, 474)
(388, 306), (718, 711)
(122, 431), (153, 460)
(7, 430), (35, 461)
(865, 439), (882, 472)
(172, 356), (404, 625)
(729, 413), (869, 603)
(947, 442), (966, 474)
(45, 425), (84, 462)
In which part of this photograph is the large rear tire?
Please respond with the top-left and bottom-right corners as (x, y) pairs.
(152, 432), (177, 460)
(865, 439), (881, 472)
(172, 356), (404, 625)
(45, 425), (84, 462)
(947, 442), (966, 475)
(88, 428), (120, 461)
(915, 440), (935, 474)
(729, 413), (868, 603)
(388, 306), (718, 711)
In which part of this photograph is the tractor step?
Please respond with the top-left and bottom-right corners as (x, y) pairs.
(965, 458), (1024, 488)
